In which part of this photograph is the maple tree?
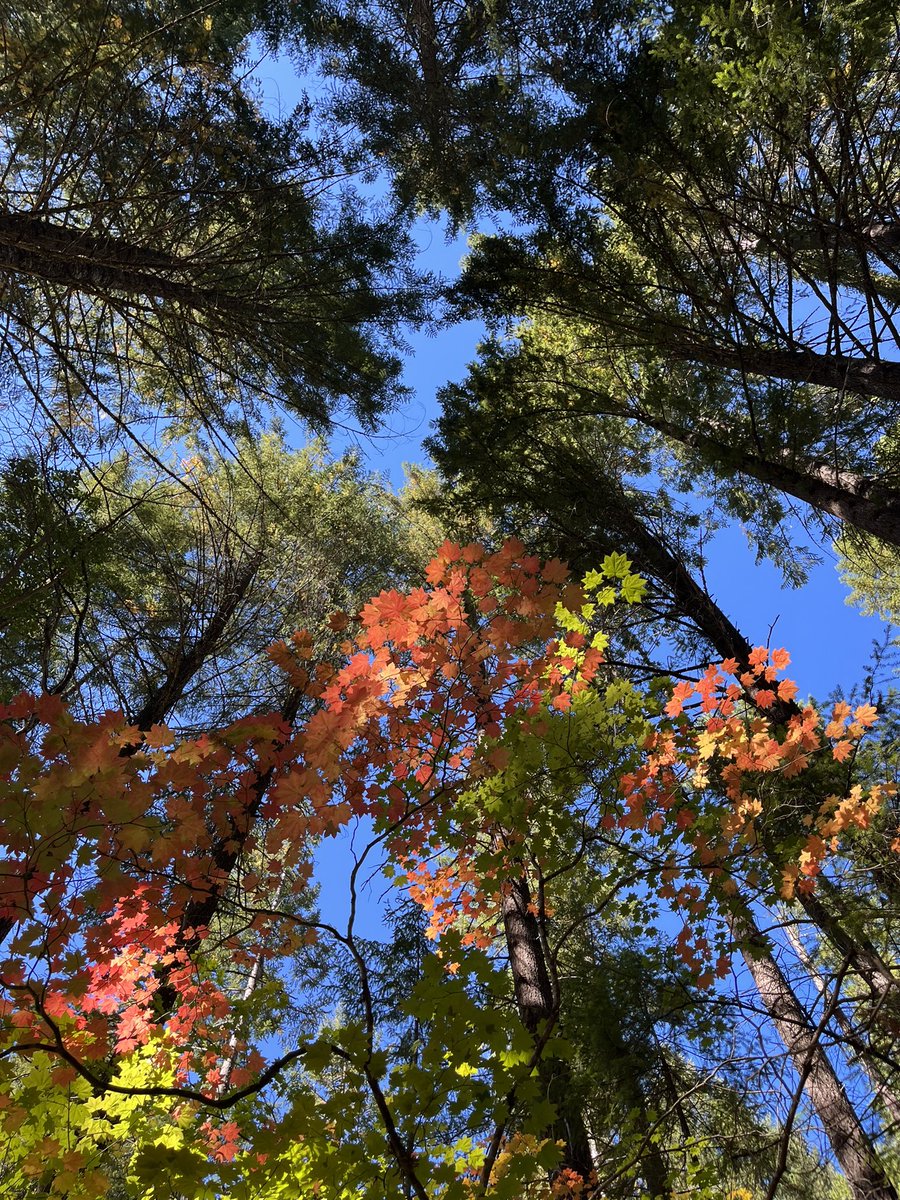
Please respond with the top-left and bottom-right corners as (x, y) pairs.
(0, 539), (896, 1198)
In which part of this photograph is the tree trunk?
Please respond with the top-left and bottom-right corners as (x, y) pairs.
(132, 552), (263, 731)
(500, 873), (556, 1036)
(633, 410), (900, 549)
(0, 211), (247, 313)
(522, 257), (900, 402)
(784, 922), (900, 1133)
(661, 336), (900, 406)
(731, 909), (897, 1200)
(500, 871), (596, 1185)
(797, 885), (899, 1008)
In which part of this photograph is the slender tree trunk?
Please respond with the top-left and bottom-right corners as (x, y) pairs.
(0, 211), (248, 313)
(730, 909), (897, 1200)
(500, 871), (596, 1184)
(797, 885), (899, 1008)
(218, 953), (264, 1097)
(132, 552), (263, 731)
(525, 259), (900, 401)
(611, 507), (799, 711)
(159, 684), (305, 967)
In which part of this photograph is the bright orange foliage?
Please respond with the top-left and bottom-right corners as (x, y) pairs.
(0, 541), (596, 1101)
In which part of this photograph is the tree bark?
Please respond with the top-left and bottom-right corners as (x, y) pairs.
(797, 885), (899, 1009)
(660, 337), (900, 406)
(497, 254), (900, 402)
(634, 410), (900, 549)
(731, 909), (897, 1200)
(784, 922), (900, 1133)
(133, 552), (263, 731)
(0, 211), (249, 314)
(500, 873), (556, 1036)
(500, 871), (596, 1185)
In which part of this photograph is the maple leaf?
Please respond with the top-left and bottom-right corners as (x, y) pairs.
(853, 703), (878, 728)
(665, 681), (695, 717)
(542, 557), (570, 584)
(770, 647), (792, 670)
(143, 723), (174, 749)
(777, 678), (799, 701)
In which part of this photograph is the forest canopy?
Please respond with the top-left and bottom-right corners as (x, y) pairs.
(0, 2), (898, 1199)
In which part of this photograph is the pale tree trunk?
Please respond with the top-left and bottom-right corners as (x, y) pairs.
(217, 953), (264, 1097)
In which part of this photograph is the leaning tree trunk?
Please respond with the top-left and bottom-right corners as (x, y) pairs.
(657, 337), (900, 406)
(631, 409), (900, 550)
(0, 211), (249, 314)
(731, 908), (897, 1200)
(483, 248), (900, 403)
(784, 922), (900, 1133)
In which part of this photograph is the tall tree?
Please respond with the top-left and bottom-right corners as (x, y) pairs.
(0, 430), (421, 725)
(0, 0), (421, 458)
(296, 0), (900, 565)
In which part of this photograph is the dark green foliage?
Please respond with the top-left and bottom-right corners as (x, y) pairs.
(0, 0), (423, 451)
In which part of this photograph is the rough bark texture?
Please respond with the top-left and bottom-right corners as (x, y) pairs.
(0, 211), (248, 313)
(0, 238), (232, 312)
(500, 872), (596, 1185)
(661, 337), (900, 405)
(500, 873), (555, 1035)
